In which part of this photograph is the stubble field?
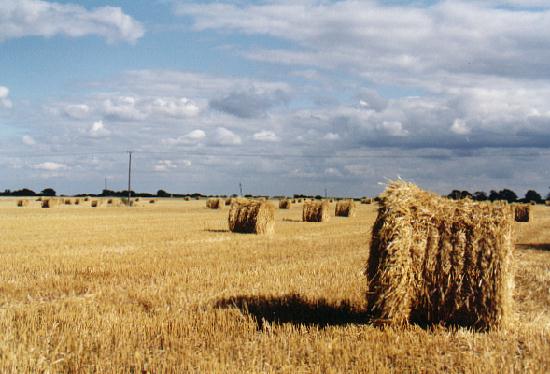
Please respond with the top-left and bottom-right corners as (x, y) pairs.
(0, 198), (549, 373)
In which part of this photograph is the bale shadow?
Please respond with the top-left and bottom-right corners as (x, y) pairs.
(516, 243), (550, 251)
(214, 293), (370, 329)
(205, 229), (230, 233)
(282, 218), (302, 223)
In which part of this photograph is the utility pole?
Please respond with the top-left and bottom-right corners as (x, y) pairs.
(324, 187), (328, 199)
(104, 177), (107, 191)
(127, 151), (133, 203)
(239, 182), (243, 196)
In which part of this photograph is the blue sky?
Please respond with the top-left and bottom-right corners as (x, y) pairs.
(1, 0), (550, 197)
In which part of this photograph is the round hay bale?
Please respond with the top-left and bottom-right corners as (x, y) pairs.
(90, 200), (102, 208)
(366, 180), (514, 330)
(228, 200), (275, 234)
(41, 198), (60, 208)
(514, 204), (530, 222)
(17, 199), (29, 207)
(302, 200), (330, 222)
(279, 199), (291, 209)
(206, 198), (222, 209)
(335, 199), (356, 217)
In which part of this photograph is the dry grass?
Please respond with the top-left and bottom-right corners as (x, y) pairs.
(367, 181), (514, 330)
(228, 199), (275, 234)
(335, 199), (356, 217)
(303, 200), (330, 222)
(0, 197), (548, 372)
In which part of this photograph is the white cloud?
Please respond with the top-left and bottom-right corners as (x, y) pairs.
(450, 118), (471, 135)
(162, 129), (206, 145)
(0, 86), (12, 108)
(33, 162), (67, 171)
(89, 120), (110, 137)
(377, 121), (408, 137)
(21, 135), (36, 145)
(214, 127), (241, 145)
(153, 160), (176, 172)
(323, 132), (340, 141)
(103, 96), (145, 121)
(253, 130), (279, 142)
(151, 97), (200, 118)
(64, 104), (90, 119)
(0, 0), (144, 43)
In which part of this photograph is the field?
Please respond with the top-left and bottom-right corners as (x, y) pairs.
(0, 198), (549, 373)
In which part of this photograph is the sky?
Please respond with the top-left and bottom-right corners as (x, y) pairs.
(1, 0), (550, 197)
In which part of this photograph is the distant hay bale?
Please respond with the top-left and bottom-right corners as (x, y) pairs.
(149, 199), (156, 204)
(225, 198), (233, 206)
(297, 199), (302, 203)
(36, 197), (42, 202)
(279, 199), (291, 209)
(73, 198), (80, 205)
(90, 200), (101, 208)
(366, 180), (514, 330)
(546, 200), (550, 207)
(135, 198), (140, 202)
(228, 200), (275, 234)
(41, 199), (60, 209)
(361, 198), (373, 204)
(184, 196), (190, 201)
(83, 197), (90, 202)
(514, 204), (529, 222)
(206, 198), (222, 209)
(17, 199), (29, 207)
(302, 200), (330, 222)
(195, 197), (200, 200)
(335, 199), (356, 217)
(64, 199), (72, 205)
(291, 199), (296, 203)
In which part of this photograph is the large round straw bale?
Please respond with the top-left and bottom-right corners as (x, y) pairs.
(90, 200), (102, 208)
(149, 199), (156, 204)
(225, 198), (233, 206)
(41, 198), (60, 208)
(228, 200), (275, 234)
(335, 199), (356, 217)
(206, 198), (222, 209)
(302, 200), (330, 222)
(279, 199), (291, 209)
(514, 204), (529, 222)
(366, 180), (514, 330)
(73, 198), (80, 205)
(64, 199), (72, 205)
(17, 199), (29, 207)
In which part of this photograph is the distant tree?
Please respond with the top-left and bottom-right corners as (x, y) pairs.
(488, 190), (499, 201)
(472, 191), (488, 201)
(524, 190), (542, 204)
(157, 189), (169, 197)
(448, 190), (461, 200)
(12, 188), (36, 196)
(498, 189), (517, 203)
(314, 195), (323, 200)
(41, 188), (56, 196)
(101, 189), (115, 196)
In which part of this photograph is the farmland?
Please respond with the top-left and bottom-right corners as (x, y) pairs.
(0, 198), (549, 373)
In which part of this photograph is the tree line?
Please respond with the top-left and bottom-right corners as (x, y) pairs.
(447, 189), (548, 203)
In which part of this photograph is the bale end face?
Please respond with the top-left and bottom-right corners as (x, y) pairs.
(279, 199), (291, 209)
(514, 205), (529, 222)
(335, 199), (356, 217)
(302, 200), (330, 222)
(366, 180), (514, 331)
(17, 200), (29, 207)
(228, 200), (275, 234)
(206, 198), (222, 209)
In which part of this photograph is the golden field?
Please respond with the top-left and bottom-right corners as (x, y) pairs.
(0, 198), (549, 373)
